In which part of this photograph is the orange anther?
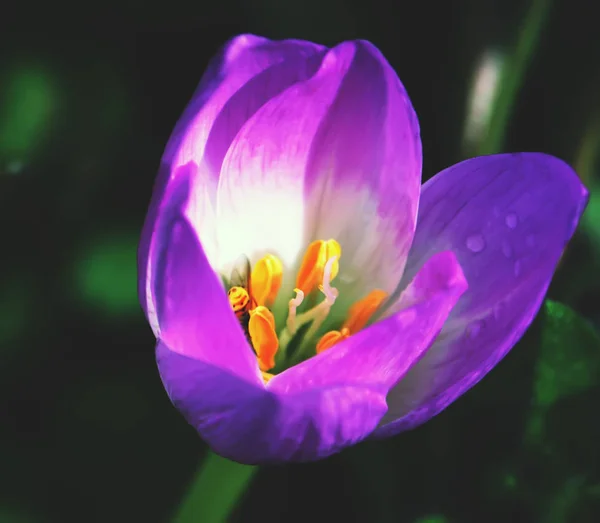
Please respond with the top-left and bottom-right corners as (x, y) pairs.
(251, 254), (283, 307)
(295, 239), (341, 294)
(342, 289), (388, 334)
(316, 327), (350, 354)
(248, 306), (279, 371)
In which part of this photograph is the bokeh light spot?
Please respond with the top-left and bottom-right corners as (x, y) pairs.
(75, 233), (139, 317)
(0, 66), (57, 160)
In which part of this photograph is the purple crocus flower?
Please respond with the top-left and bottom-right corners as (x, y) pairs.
(138, 34), (588, 464)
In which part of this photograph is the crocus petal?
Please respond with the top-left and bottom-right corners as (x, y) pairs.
(157, 250), (466, 463)
(139, 35), (327, 335)
(374, 153), (588, 437)
(215, 40), (422, 298)
(150, 169), (261, 383)
(157, 340), (388, 463)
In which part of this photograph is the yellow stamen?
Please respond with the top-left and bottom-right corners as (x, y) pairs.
(251, 254), (283, 307)
(248, 306), (278, 372)
(316, 327), (350, 354)
(295, 239), (341, 294)
(342, 289), (388, 334)
(297, 256), (339, 342)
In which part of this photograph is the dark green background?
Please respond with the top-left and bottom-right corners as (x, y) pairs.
(1, 0), (599, 521)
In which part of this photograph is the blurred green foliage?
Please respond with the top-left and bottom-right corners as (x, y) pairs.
(534, 301), (600, 408)
(0, 66), (56, 161)
(74, 233), (139, 317)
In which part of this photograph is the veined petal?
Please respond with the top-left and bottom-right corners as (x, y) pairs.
(139, 35), (327, 335)
(215, 40), (422, 299)
(304, 41), (422, 297)
(168, 34), (327, 170)
(374, 153), (588, 437)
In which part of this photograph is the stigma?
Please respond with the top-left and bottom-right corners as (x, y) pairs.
(225, 239), (387, 381)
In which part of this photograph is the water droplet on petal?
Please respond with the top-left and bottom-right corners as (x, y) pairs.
(501, 240), (513, 258)
(466, 320), (484, 338)
(505, 213), (518, 229)
(526, 234), (536, 248)
(466, 234), (485, 253)
(514, 260), (522, 277)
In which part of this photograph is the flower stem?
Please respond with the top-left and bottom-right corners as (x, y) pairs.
(477, 0), (553, 155)
(171, 451), (258, 523)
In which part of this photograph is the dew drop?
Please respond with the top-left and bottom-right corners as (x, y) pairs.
(466, 320), (484, 338)
(466, 234), (485, 253)
(501, 240), (513, 258)
(513, 260), (522, 277)
(505, 213), (518, 229)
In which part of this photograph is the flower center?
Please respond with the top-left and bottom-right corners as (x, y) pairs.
(225, 239), (388, 382)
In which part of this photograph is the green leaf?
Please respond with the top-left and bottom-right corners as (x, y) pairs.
(526, 300), (600, 444)
(533, 301), (600, 407)
(171, 452), (257, 523)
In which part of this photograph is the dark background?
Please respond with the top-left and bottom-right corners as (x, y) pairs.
(1, 0), (599, 522)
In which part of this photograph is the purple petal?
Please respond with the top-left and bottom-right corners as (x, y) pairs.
(149, 169), (261, 382)
(374, 153), (588, 438)
(215, 40), (422, 294)
(139, 35), (327, 334)
(157, 340), (388, 463)
(167, 34), (327, 170)
(156, 250), (466, 463)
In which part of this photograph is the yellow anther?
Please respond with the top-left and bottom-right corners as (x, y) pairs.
(316, 327), (350, 354)
(251, 254), (283, 307)
(248, 306), (279, 372)
(342, 289), (388, 334)
(295, 239), (341, 294)
(261, 371), (274, 384)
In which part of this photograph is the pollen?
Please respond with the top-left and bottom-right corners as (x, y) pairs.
(295, 239), (341, 295)
(248, 306), (279, 371)
(251, 254), (283, 307)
